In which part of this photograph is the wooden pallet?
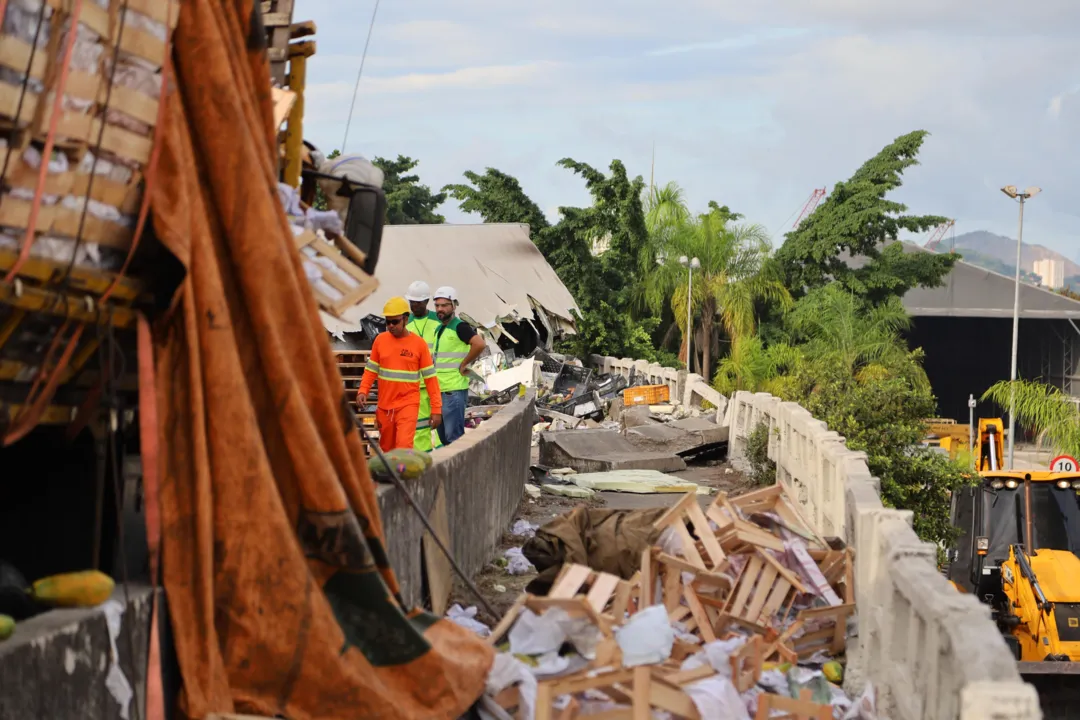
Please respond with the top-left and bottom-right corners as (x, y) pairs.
(262, 0), (297, 86)
(297, 229), (377, 316)
(333, 349), (377, 456)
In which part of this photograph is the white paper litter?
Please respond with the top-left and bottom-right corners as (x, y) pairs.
(510, 519), (539, 538)
(446, 604), (492, 637)
(509, 608), (568, 656)
(615, 605), (674, 667)
(483, 653), (537, 720)
(683, 674), (750, 720)
(504, 547), (535, 575)
(101, 599), (133, 719)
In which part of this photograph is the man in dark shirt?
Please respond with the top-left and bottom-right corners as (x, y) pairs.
(432, 286), (486, 445)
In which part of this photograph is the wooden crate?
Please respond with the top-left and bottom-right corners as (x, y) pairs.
(334, 349), (377, 457)
(296, 229), (377, 316)
(622, 383), (671, 407)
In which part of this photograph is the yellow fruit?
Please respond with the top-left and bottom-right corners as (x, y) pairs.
(823, 660), (844, 683)
(0, 615), (13, 640)
(30, 570), (115, 608)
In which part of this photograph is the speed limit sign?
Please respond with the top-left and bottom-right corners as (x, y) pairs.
(1051, 455), (1080, 472)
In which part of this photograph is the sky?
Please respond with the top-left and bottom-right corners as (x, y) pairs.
(296, 0), (1080, 260)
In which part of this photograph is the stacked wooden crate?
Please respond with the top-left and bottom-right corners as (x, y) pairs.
(0, 0), (176, 435)
(335, 349), (376, 456)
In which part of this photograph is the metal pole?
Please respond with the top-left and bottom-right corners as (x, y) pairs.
(969, 394), (975, 470)
(1007, 197), (1025, 469)
(686, 267), (693, 373)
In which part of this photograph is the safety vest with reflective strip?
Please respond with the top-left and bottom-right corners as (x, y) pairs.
(433, 317), (472, 392)
(357, 331), (442, 413)
(407, 312), (440, 400)
(362, 359), (437, 385)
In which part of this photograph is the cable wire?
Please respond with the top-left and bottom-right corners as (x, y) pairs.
(340, 0), (380, 154)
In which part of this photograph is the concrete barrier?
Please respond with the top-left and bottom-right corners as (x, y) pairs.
(377, 391), (535, 607)
(589, 354), (727, 422)
(727, 390), (1042, 720)
(0, 586), (160, 719)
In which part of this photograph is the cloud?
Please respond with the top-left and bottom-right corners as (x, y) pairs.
(293, 0), (1080, 250)
(645, 28), (810, 57)
(1048, 85), (1080, 119)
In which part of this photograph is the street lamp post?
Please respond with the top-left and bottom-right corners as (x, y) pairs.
(679, 256), (701, 371)
(1000, 185), (1041, 469)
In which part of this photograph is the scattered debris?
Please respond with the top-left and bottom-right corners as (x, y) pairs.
(566, 469), (711, 495)
(511, 520), (540, 538)
(474, 483), (865, 719)
(504, 548), (536, 576)
(447, 604), (492, 637)
(542, 484), (596, 499)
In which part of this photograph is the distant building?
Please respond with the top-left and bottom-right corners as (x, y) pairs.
(1033, 258), (1065, 289)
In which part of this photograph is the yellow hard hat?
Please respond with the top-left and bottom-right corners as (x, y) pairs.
(382, 296), (410, 318)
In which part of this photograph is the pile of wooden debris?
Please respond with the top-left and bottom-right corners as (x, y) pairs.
(479, 485), (874, 720)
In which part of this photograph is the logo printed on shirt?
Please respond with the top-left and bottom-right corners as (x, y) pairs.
(399, 349), (416, 359)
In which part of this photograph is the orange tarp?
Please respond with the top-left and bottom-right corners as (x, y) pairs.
(148, 1), (493, 718)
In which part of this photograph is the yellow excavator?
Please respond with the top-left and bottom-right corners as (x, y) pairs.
(948, 419), (1080, 716)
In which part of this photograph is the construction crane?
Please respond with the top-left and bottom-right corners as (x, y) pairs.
(924, 219), (956, 251)
(793, 188), (826, 228)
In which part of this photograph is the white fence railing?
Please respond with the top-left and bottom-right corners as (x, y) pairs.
(728, 391), (1041, 720)
(589, 355), (727, 422)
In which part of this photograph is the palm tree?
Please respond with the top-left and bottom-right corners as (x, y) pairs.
(787, 285), (928, 391)
(983, 380), (1080, 458)
(642, 205), (791, 377)
(712, 335), (802, 397)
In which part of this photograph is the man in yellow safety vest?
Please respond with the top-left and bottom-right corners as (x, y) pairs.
(432, 286), (486, 445)
(405, 280), (443, 452)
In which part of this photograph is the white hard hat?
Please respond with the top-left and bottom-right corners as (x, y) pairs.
(433, 286), (457, 302)
(405, 280), (431, 302)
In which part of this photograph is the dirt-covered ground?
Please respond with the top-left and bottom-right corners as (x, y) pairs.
(448, 460), (754, 628)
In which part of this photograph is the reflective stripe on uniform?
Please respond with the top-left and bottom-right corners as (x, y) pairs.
(378, 368), (421, 383)
(365, 360), (380, 373)
(420, 364), (436, 378)
(416, 417), (430, 429)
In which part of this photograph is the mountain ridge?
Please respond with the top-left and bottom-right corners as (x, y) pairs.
(942, 230), (1080, 279)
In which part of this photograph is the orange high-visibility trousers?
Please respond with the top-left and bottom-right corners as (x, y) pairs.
(376, 404), (420, 451)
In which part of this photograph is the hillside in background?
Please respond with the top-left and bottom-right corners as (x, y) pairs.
(947, 230), (1080, 278)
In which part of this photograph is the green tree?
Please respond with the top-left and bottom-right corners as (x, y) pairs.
(786, 285), (929, 391)
(642, 204), (791, 376)
(712, 335), (801, 397)
(372, 155), (446, 224)
(774, 130), (957, 305)
(443, 159), (669, 362)
(983, 380), (1080, 458)
(793, 357), (973, 548)
(443, 168), (549, 232)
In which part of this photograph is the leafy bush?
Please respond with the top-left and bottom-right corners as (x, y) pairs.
(792, 358), (975, 548)
(745, 420), (776, 486)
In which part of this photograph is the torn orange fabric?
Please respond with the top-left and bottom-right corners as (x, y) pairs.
(148, 2), (493, 718)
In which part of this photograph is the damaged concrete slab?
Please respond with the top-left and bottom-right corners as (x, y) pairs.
(538, 429), (686, 473)
(624, 417), (729, 455)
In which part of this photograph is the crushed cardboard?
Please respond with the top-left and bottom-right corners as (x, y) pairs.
(483, 483), (869, 720)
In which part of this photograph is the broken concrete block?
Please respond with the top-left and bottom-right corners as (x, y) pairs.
(538, 429), (686, 474)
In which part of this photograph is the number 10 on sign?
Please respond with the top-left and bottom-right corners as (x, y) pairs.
(1051, 455), (1079, 473)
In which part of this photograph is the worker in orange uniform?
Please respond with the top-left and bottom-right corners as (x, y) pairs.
(358, 297), (442, 451)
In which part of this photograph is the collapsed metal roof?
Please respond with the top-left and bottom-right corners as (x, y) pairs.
(340, 223), (580, 331)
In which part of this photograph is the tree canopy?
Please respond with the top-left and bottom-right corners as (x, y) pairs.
(372, 155), (446, 225)
(774, 130), (957, 305)
(444, 159), (667, 362)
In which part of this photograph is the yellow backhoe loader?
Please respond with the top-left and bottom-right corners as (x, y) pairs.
(948, 419), (1080, 716)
